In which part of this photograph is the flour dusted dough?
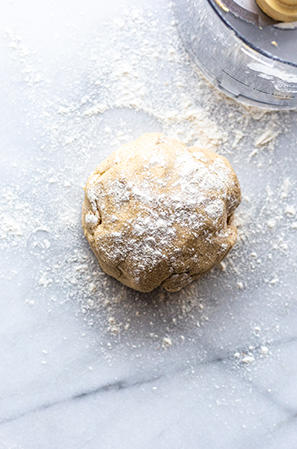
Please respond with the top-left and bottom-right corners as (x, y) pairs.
(82, 133), (241, 292)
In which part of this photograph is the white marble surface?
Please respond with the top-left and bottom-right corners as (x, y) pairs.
(1, 1), (297, 448)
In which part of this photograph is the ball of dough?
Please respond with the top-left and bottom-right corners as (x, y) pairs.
(82, 133), (241, 292)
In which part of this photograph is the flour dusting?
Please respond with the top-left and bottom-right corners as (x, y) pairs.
(0, 2), (296, 355)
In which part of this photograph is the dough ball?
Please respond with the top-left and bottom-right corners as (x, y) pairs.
(82, 133), (241, 292)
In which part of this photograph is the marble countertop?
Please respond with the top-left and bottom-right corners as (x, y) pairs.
(1, 0), (297, 448)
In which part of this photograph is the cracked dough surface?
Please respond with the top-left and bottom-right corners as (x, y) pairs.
(82, 133), (241, 292)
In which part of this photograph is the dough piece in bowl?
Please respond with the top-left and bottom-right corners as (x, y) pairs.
(82, 133), (241, 292)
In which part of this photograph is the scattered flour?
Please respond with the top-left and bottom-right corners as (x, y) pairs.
(0, 2), (296, 355)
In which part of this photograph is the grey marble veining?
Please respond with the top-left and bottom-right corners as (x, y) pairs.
(1, 0), (297, 448)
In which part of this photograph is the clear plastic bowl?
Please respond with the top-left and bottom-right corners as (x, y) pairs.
(174, 0), (297, 109)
